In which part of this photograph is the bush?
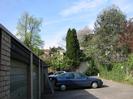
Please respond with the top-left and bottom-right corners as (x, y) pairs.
(99, 54), (133, 85)
(85, 58), (99, 76)
(99, 62), (126, 80)
(85, 67), (99, 76)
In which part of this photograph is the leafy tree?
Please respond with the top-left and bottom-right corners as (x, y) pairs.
(66, 28), (80, 67)
(50, 47), (63, 54)
(16, 12), (44, 55)
(42, 47), (67, 70)
(77, 26), (93, 47)
(119, 18), (133, 53)
(50, 51), (62, 70)
(94, 5), (126, 67)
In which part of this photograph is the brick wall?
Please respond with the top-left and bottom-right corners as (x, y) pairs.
(0, 30), (11, 99)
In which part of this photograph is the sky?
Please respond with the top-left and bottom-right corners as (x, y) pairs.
(0, 0), (133, 49)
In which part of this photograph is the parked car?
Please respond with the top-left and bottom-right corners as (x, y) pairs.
(49, 71), (66, 80)
(51, 72), (103, 91)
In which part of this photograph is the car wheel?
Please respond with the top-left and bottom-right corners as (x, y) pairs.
(60, 85), (66, 91)
(49, 77), (52, 81)
(91, 82), (98, 88)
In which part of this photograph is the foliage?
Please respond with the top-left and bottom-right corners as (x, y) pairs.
(85, 58), (99, 76)
(94, 6), (126, 66)
(51, 54), (73, 71)
(16, 12), (44, 55)
(50, 51), (63, 70)
(77, 26), (93, 47)
(95, 6), (133, 84)
(79, 51), (88, 62)
(119, 18), (133, 53)
(99, 63), (126, 81)
(42, 47), (71, 71)
(125, 54), (133, 75)
(80, 5), (133, 84)
(66, 28), (80, 67)
(61, 55), (73, 70)
(99, 54), (133, 84)
(50, 47), (63, 54)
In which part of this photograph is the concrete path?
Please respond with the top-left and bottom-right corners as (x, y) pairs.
(44, 79), (133, 99)
(76, 62), (89, 73)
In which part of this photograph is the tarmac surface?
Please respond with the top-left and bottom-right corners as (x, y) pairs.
(44, 79), (133, 99)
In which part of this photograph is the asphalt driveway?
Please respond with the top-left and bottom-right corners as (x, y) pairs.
(44, 79), (133, 99)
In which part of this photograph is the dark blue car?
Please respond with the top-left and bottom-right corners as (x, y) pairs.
(51, 72), (103, 91)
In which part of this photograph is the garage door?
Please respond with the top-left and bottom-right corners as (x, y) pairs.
(10, 59), (28, 99)
(33, 64), (38, 99)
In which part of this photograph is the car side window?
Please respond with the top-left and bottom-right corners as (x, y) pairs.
(74, 73), (87, 79)
(58, 73), (66, 79)
(65, 73), (74, 79)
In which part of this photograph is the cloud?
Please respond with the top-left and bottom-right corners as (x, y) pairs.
(60, 0), (102, 17)
(44, 40), (58, 49)
(45, 17), (73, 25)
(44, 28), (68, 49)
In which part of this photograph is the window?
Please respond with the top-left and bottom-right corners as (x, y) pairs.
(64, 73), (74, 79)
(74, 73), (87, 79)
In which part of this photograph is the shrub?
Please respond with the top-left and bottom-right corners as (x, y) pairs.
(99, 54), (133, 85)
(85, 59), (99, 76)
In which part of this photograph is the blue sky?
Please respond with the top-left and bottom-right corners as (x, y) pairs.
(0, 0), (133, 49)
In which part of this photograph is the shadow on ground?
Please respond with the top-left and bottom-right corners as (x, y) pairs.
(101, 85), (109, 88)
(43, 89), (99, 99)
(43, 85), (109, 99)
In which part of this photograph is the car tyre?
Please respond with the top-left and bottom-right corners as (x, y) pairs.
(60, 85), (66, 91)
(91, 82), (98, 88)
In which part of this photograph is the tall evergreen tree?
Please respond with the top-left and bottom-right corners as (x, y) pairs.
(66, 28), (80, 67)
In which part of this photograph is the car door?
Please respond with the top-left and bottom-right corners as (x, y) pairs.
(63, 73), (75, 87)
(73, 73), (89, 87)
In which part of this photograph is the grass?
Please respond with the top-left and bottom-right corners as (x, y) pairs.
(100, 71), (133, 85)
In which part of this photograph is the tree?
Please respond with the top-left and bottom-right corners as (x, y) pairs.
(94, 5), (126, 68)
(119, 18), (133, 53)
(16, 12), (44, 55)
(50, 47), (64, 54)
(66, 28), (80, 67)
(77, 26), (93, 47)
(41, 46), (67, 70)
